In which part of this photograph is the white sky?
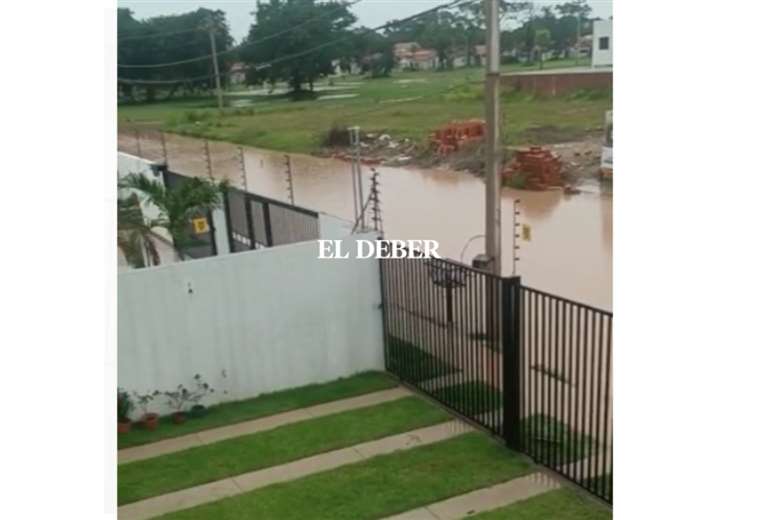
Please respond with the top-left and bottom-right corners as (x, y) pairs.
(117, 0), (613, 43)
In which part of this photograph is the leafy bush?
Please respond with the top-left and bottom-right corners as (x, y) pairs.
(118, 388), (134, 422)
(164, 374), (215, 413)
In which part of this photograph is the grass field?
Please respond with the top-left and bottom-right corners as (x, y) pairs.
(118, 371), (396, 449)
(118, 60), (610, 155)
(157, 432), (533, 520)
(118, 396), (450, 505)
(470, 488), (611, 520)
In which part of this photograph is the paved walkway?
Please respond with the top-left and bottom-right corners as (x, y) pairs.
(382, 473), (559, 520)
(118, 420), (473, 520)
(118, 387), (412, 464)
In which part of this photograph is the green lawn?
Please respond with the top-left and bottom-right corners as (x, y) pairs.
(118, 61), (609, 155)
(522, 414), (599, 465)
(469, 489), (612, 520)
(158, 432), (533, 520)
(433, 380), (502, 415)
(118, 371), (396, 449)
(385, 336), (457, 383)
(118, 396), (450, 505)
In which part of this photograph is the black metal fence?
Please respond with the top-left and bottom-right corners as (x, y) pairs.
(161, 171), (320, 259)
(380, 255), (613, 503)
(224, 186), (319, 251)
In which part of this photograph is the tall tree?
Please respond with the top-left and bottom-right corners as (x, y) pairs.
(117, 8), (234, 102)
(240, 0), (356, 94)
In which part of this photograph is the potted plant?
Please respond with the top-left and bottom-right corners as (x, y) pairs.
(164, 385), (193, 424)
(133, 390), (161, 430)
(187, 374), (215, 419)
(117, 388), (134, 434)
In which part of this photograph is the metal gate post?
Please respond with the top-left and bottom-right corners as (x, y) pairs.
(502, 275), (522, 450)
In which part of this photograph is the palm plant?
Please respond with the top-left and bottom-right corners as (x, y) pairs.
(118, 193), (160, 268)
(119, 173), (226, 260)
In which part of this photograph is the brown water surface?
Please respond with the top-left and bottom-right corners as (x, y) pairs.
(119, 132), (612, 310)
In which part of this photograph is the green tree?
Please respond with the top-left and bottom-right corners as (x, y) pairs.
(347, 29), (395, 78)
(240, 0), (357, 94)
(117, 8), (233, 102)
(117, 194), (161, 268)
(119, 174), (226, 260)
(534, 28), (553, 69)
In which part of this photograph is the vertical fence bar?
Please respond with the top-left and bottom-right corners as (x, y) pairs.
(502, 276), (521, 450)
(603, 316), (612, 501)
(593, 312), (603, 496)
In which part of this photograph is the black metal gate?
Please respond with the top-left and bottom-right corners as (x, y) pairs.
(380, 255), (613, 503)
(224, 187), (319, 252)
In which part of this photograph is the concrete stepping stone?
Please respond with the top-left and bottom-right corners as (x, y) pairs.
(118, 387), (411, 465)
(383, 473), (560, 520)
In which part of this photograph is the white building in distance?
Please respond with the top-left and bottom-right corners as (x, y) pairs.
(592, 20), (613, 68)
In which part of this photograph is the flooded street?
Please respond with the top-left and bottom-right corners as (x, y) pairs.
(119, 131), (611, 310)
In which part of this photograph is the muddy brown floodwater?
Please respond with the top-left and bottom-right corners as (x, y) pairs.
(119, 132), (612, 310)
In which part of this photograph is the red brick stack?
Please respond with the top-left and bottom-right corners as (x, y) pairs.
(430, 120), (485, 155)
(502, 146), (563, 190)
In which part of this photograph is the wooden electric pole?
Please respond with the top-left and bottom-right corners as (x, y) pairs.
(207, 21), (223, 110)
(484, 0), (502, 277)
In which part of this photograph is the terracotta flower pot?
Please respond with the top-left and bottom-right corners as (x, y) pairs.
(172, 412), (187, 425)
(141, 413), (159, 431)
(118, 420), (132, 434)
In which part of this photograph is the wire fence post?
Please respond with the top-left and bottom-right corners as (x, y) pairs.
(160, 131), (168, 167)
(135, 128), (142, 158)
(349, 126), (364, 229)
(513, 199), (521, 276)
(204, 139), (213, 179)
(238, 146), (248, 192)
(370, 168), (383, 236)
(284, 154), (295, 205)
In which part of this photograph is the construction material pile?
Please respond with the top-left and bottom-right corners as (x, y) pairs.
(430, 120), (485, 155)
(502, 146), (564, 190)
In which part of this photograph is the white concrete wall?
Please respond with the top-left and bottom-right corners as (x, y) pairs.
(118, 233), (385, 417)
(319, 213), (354, 239)
(592, 20), (613, 68)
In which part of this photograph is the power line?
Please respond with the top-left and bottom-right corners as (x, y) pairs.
(118, 26), (203, 42)
(118, 0), (366, 69)
(118, 0), (472, 85)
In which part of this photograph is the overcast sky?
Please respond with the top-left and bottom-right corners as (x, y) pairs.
(117, 0), (613, 43)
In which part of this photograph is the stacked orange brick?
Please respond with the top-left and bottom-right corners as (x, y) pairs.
(430, 120), (485, 155)
(502, 147), (563, 190)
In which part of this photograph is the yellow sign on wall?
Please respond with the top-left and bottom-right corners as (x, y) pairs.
(192, 217), (209, 235)
(522, 224), (532, 242)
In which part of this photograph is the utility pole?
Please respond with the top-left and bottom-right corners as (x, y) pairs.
(206, 20), (224, 110)
(484, 0), (502, 277)
(483, 0), (502, 345)
(575, 12), (581, 65)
